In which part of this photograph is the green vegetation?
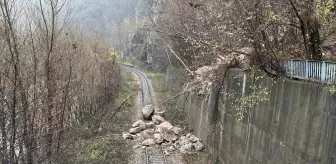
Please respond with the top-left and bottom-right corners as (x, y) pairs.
(328, 83), (336, 95)
(144, 70), (188, 125)
(68, 70), (138, 164)
(146, 71), (166, 93)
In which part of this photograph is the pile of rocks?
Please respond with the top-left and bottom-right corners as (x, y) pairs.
(122, 104), (204, 154)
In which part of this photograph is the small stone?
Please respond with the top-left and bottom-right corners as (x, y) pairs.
(152, 115), (166, 124)
(154, 133), (164, 144)
(156, 111), (165, 117)
(142, 139), (156, 146)
(132, 120), (145, 128)
(172, 127), (182, 135)
(142, 105), (155, 120)
(133, 145), (142, 149)
(164, 150), (170, 155)
(97, 127), (103, 133)
(139, 123), (147, 131)
(158, 121), (173, 129)
(122, 132), (134, 140)
(130, 127), (141, 134)
(146, 122), (155, 129)
(179, 136), (190, 145)
(180, 142), (194, 154)
(168, 146), (175, 152)
(193, 141), (204, 151)
(189, 135), (200, 143)
(186, 133), (192, 138)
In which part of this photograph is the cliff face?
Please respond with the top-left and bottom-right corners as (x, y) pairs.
(129, 0), (168, 71)
(149, 0), (168, 71)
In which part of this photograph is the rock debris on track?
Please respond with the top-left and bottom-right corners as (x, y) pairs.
(124, 67), (203, 164)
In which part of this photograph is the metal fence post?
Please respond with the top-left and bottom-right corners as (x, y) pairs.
(290, 59), (293, 77)
(305, 60), (308, 79)
(322, 61), (326, 82)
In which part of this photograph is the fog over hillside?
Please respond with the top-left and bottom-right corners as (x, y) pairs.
(72, 0), (138, 45)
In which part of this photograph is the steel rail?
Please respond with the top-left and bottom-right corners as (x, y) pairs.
(124, 66), (168, 164)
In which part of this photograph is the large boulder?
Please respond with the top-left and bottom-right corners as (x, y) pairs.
(142, 105), (155, 120)
(152, 115), (165, 125)
(155, 121), (177, 142)
(142, 139), (156, 146)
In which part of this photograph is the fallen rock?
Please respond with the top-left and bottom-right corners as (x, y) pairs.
(179, 135), (190, 146)
(132, 120), (145, 128)
(133, 145), (142, 149)
(153, 133), (164, 144)
(168, 146), (175, 152)
(122, 133), (134, 140)
(152, 115), (165, 124)
(141, 129), (154, 140)
(97, 127), (103, 132)
(173, 141), (181, 149)
(193, 141), (204, 151)
(139, 123), (147, 131)
(142, 139), (156, 146)
(160, 128), (178, 142)
(189, 135), (200, 143)
(130, 127), (141, 134)
(180, 142), (194, 154)
(156, 111), (165, 117)
(157, 121), (173, 129)
(145, 122), (155, 129)
(172, 127), (182, 135)
(142, 105), (154, 120)
(186, 133), (192, 138)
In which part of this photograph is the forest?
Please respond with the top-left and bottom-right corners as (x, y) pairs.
(0, 0), (120, 163)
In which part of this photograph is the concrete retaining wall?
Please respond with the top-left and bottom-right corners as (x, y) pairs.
(165, 67), (336, 164)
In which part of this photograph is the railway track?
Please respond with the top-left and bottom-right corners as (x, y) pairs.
(144, 146), (169, 164)
(124, 66), (168, 164)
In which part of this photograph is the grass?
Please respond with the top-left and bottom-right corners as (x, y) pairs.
(144, 70), (189, 126)
(67, 70), (138, 164)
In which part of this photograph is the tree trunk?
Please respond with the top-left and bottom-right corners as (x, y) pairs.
(308, 18), (322, 60)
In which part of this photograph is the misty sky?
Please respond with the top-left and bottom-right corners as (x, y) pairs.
(71, 0), (138, 40)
